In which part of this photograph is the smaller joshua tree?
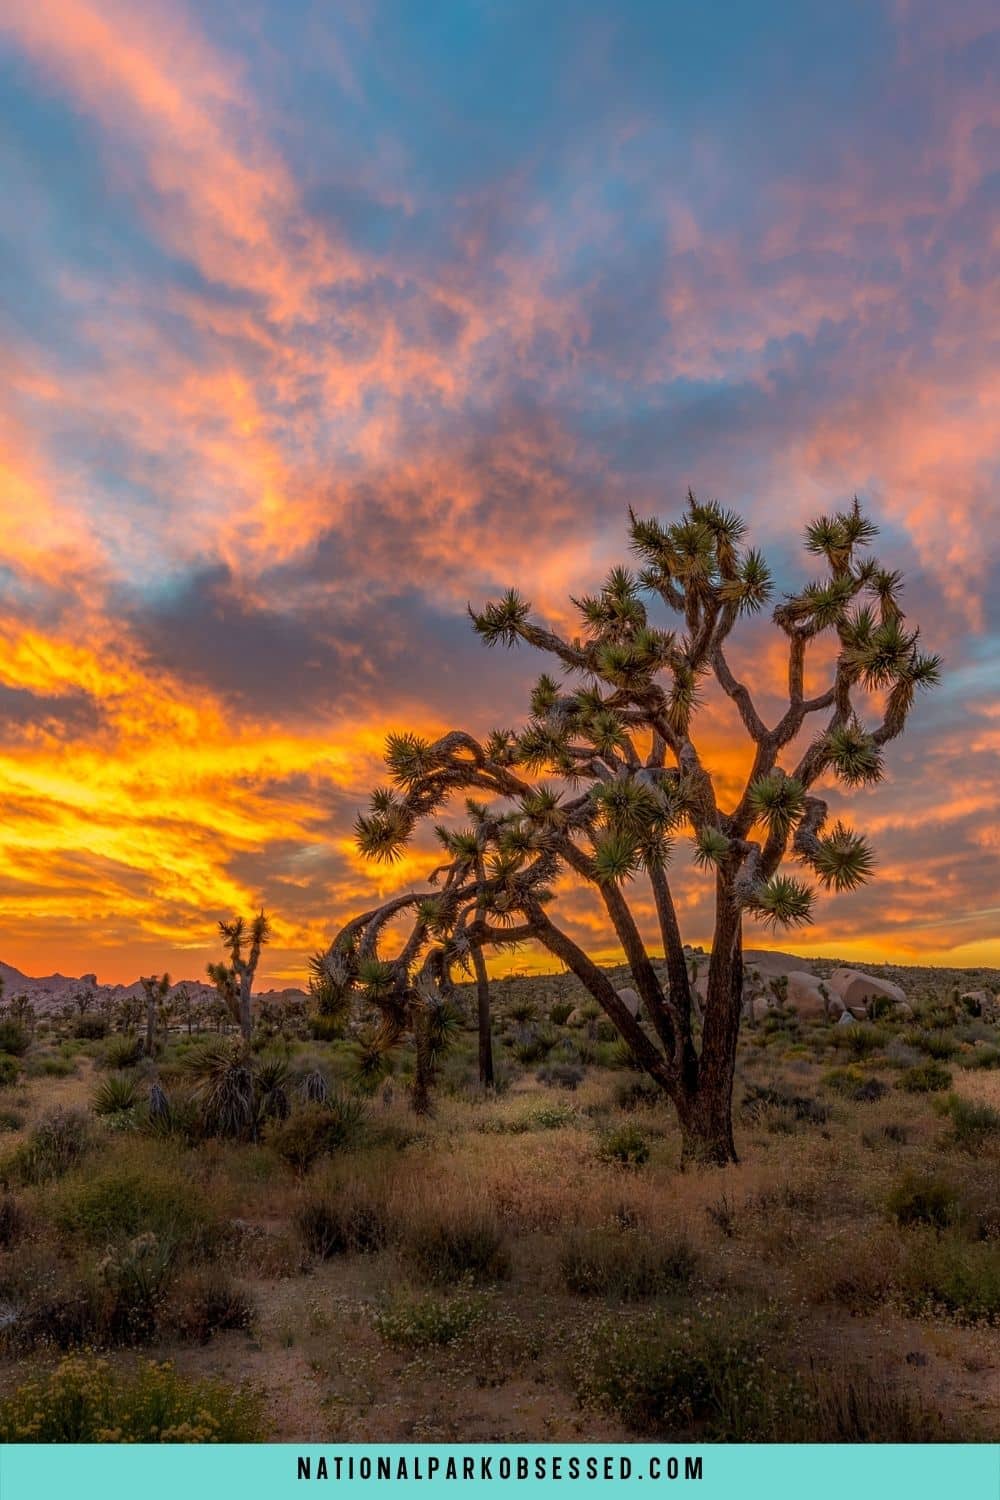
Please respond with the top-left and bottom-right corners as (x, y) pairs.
(139, 972), (171, 1057)
(207, 910), (271, 1045)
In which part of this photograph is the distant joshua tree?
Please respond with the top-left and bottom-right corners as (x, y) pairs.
(330, 497), (938, 1164)
(207, 911), (271, 1045)
(139, 972), (171, 1057)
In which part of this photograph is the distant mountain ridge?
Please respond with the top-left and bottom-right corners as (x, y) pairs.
(0, 958), (307, 1013)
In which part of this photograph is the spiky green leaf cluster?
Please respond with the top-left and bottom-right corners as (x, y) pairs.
(818, 719), (884, 786)
(808, 821), (876, 892)
(746, 875), (816, 929)
(471, 588), (531, 647)
(692, 825), (730, 870)
(747, 772), (806, 838)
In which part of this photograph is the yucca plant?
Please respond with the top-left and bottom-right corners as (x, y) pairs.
(329, 498), (936, 1163)
(92, 1073), (140, 1118)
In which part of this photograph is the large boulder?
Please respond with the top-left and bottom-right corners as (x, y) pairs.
(783, 971), (829, 1021)
(615, 987), (641, 1018)
(828, 968), (912, 1019)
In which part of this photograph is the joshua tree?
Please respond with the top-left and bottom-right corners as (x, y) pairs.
(338, 497), (938, 1164)
(207, 910), (271, 1045)
(139, 972), (171, 1057)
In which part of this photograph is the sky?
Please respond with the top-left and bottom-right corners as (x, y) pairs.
(0, 0), (997, 987)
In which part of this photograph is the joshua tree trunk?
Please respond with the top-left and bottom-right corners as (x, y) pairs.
(239, 974), (253, 1046)
(471, 945), (494, 1087)
(145, 992), (156, 1057)
(412, 1031), (432, 1115)
(677, 883), (743, 1166)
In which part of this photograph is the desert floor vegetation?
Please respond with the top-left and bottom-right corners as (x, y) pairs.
(0, 957), (997, 1443)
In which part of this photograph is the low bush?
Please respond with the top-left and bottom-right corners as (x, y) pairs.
(574, 1304), (802, 1439)
(73, 1013), (109, 1041)
(938, 1093), (1000, 1152)
(960, 1046), (1000, 1071)
(0, 1022), (30, 1057)
(0, 1193), (25, 1249)
(0, 1055), (20, 1088)
(902, 1029), (959, 1060)
(559, 1228), (698, 1300)
(898, 1233), (1000, 1323)
(294, 1187), (389, 1259)
(805, 1362), (951, 1441)
(2, 1108), (93, 1186)
(404, 1207), (510, 1286)
(614, 1077), (662, 1112)
(103, 1033), (145, 1070)
(549, 1001), (575, 1027)
(596, 1123), (650, 1167)
(374, 1286), (487, 1347)
(887, 1172), (959, 1230)
(535, 1063), (584, 1091)
(898, 1062), (952, 1094)
(741, 1084), (829, 1127)
(0, 1354), (265, 1441)
(51, 1159), (216, 1251)
(165, 1268), (255, 1343)
(268, 1097), (366, 1172)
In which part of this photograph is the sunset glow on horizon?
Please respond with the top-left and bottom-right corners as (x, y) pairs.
(1, 0), (998, 987)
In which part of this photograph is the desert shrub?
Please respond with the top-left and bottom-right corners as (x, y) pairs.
(0, 1193), (25, 1249)
(574, 1304), (801, 1439)
(594, 1019), (618, 1043)
(308, 1014), (346, 1042)
(610, 1038), (644, 1071)
(805, 1362), (951, 1441)
(560, 1229), (698, 1300)
(898, 1234), (1000, 1323)
(830, 1025), (888, 1060)
(103, 1033), (145, 1070)
(0, 1354), (264, 1441)
(526, 1102), (579, 1129)
(508, 1026), (557, 1064)
(549, 1000), (574, 1026)
(165, 1268), (255, 1343)
(903, 1028), (958, 1060)
(0, 1109), (24, 1132)
(51, 1160), (215, 1251)
(404, 1207), (510, 1286)
(705, 1193), (739, 1238)
(374, 1286), (487, 1347)
(25, 1053), (76, 1079)
(508, 998), (537, 1023)
(0, 1055), (20, 1088)
(268, 1097), (366, 1172)
(887, 1172), (959, 1230)
(961, 1046), (1000, 1071)
(535, 1063), (584, 1091)
(98, 1232), (177, 1343)
(938, 1094), (1000, 1151)
(741, 1083), (829, 1127)
(294, 1187), (388, 1259)
(614, 1077), (662, 1112)
(0, 1023), (30, 1057)
(862, 1121), (909, 1149)
(898, 1062), (952, 1093)
(92, 1073), (140, 1119)
(73, 1013), (109, 1041)
(2, 1108), (93, 1186)
(596, 1123), (650, 1167)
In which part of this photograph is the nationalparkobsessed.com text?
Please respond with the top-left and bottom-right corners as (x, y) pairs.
(297, 1455), (704, 1483)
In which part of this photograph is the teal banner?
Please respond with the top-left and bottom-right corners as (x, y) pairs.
(0, 1444), (997, 1499)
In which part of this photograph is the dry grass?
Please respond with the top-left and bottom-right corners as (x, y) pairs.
(0, 964), (997, 1441)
